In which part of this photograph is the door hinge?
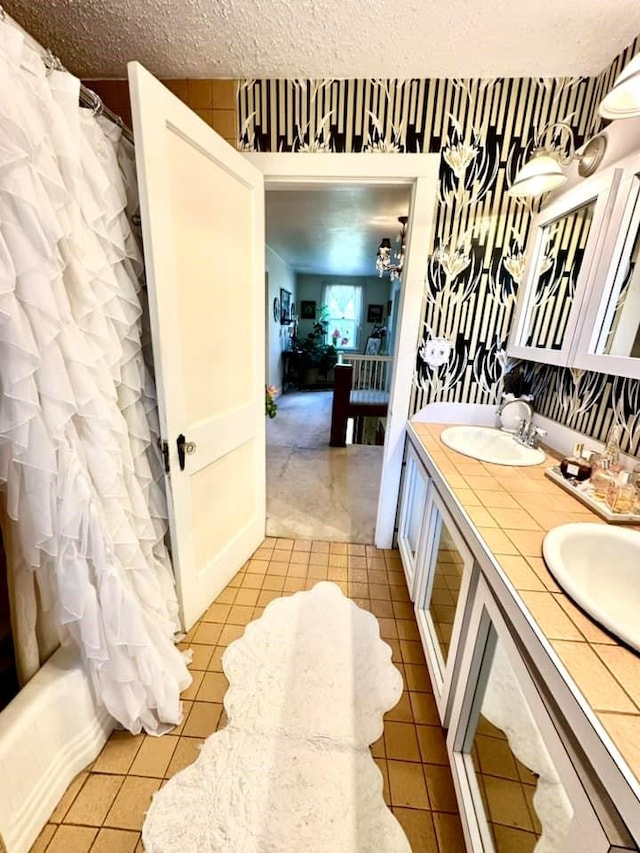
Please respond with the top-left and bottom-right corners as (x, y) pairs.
(158, 438), (170, 474)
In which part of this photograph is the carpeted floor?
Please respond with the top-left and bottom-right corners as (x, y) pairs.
(266, 391), (384, 543)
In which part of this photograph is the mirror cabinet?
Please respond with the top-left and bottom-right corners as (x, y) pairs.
(508, 148), (640, 380)
(507, 169), (621, 367)
(574, 151), (640, 378)
(516, 198), (595, 354)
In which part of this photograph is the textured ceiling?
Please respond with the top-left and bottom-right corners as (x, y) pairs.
(3, 0), (640, 80)
(266, 185), (411, 277)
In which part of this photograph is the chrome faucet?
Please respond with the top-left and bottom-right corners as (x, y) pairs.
(515, 418), (547, 449)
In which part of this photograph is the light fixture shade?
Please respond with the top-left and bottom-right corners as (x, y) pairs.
(507, 151), (568, 198)
(599, 54), (640, 119)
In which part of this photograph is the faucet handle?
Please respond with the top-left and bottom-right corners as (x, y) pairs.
(529, 425), (546, 448)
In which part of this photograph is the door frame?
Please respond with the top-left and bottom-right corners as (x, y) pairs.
(244, 153), (439, 548)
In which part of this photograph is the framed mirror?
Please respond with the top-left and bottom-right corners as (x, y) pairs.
(522, 202), (595, 351)
(574, 154), (640, 379)
(507, 169), (621, 367)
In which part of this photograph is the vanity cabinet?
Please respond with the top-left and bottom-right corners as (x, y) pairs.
(448, 575), (633, 852)
(398, 425), (640, 851)
(413, 488), (478, 726)
(396, 441), (431, 599)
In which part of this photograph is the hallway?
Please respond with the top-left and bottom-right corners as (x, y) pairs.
(31, 538), (465, 852)
(266, 391), (384, 543)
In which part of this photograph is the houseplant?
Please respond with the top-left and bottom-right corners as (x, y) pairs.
(294, 306), (338, 386)
(265, 385), (278, 418)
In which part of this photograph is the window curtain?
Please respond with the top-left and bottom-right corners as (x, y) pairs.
(0, 21), (190, 734)
(322, 283), (363, 349)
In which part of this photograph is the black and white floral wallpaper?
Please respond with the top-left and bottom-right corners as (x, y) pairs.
(239, 35), (640, 457)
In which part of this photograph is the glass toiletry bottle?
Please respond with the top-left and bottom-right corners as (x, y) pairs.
(603, 424), (623, 473)
(629, 464), (640, 513)
(607, 472), (636, 514)
(580, 449), (593, 480)
(560, 443), (591, 481)
(590, 457), (614, 500)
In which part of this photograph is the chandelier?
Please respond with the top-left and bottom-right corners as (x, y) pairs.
(376, 216), (408, 280)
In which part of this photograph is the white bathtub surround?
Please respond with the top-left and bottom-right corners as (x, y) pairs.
(143, 582), (409, 852)
(0, 646), (112, 853)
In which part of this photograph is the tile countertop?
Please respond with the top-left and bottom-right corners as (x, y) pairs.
(407, 421), (640, 796)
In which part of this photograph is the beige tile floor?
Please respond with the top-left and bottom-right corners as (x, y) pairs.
(472, 716), (542, 851)
(31, 538), (467, 852)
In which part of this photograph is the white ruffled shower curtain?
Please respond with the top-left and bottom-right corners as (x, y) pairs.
(0, 21), (191, 734)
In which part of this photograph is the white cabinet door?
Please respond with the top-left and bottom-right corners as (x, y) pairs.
(128, 63), (266, 630)
(447, 576), (632, 852)
(414, 488), (477, 726)
(506, 169), (621, 367)
(397, 442), (431, 599)
(573, 151), (640, 379)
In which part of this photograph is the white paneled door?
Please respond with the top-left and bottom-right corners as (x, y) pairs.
(128, 63), (265, 630)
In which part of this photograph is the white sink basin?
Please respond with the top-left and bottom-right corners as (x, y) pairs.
(440, 425), (545, 466)
(543, 523), (640, 652)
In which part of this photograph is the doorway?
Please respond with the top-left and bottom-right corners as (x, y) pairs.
(249, 153), (439, 548)
(264, 183), (411, 542)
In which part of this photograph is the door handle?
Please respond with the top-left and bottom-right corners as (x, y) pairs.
(177, 434), (196, 471)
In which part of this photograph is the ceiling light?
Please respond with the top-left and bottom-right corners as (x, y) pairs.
(507, 123), (607, 199)
(376, 216), (407, 280)
(599, 54), (640, 119)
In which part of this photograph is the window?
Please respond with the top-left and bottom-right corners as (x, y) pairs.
(323, 284), (362, 349)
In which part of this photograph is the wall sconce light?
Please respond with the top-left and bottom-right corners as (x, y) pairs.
(599, 54), (640, 119)
(508, 123), (607, 198)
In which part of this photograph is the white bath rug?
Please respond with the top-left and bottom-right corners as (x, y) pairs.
(143, 582), (410, 852)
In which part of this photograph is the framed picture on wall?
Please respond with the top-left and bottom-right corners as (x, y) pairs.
(300, 300), (316, 319)
(367, 304), (384, 324)
(364, 337), (382, 356)
(280, 288), (292, 324)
